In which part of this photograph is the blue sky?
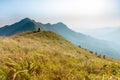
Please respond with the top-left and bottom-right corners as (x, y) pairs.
(0, 0), (120, 32)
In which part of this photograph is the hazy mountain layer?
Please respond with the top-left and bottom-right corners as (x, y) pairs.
(0, 18), (120, 59)
(86, 27), (120, 43)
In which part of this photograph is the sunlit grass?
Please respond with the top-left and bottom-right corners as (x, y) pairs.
(0, 31), (120, 80)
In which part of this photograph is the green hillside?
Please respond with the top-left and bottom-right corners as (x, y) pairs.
(0, 31), (120, 80)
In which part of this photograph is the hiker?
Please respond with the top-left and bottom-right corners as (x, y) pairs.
(38, 28), (41, 32)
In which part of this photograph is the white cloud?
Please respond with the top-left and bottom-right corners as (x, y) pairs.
(0, 0), (120, 32)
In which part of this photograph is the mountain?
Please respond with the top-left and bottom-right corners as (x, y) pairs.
(0, 31), (120, 80)
(0, 18), (45, 36)
(43, 22), (120, 58)
(0, 18), (120, 59)
(86, 27), (120, 44)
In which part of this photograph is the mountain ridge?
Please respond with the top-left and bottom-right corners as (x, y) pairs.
(0, 18), (120, 59)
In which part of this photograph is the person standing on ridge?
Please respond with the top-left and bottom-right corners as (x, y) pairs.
(38, 28), (41, 32)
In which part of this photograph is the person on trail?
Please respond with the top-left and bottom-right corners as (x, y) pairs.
(38, 28), (41, 32)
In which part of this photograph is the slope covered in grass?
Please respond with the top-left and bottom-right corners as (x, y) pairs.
(0, 31), (120, 80)
(1, 18), (120, 59)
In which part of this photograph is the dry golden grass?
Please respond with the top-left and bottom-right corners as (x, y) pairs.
(0, 31), (120, 80)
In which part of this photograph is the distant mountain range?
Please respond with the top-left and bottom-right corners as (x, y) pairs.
(0, 18), (120, 59)
(87, 27), (120, 44)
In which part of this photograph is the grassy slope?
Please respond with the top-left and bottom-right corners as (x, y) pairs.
(0, 31), (120, 80)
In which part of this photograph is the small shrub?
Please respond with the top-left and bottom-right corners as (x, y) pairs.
(33, 31), (37, 33)
(103, 55), (106, 59)
(89, 51), (93, 54)
(95, 52), (97, 55)
(78, 45), (81, 48)
(97, 54), (101, 58)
